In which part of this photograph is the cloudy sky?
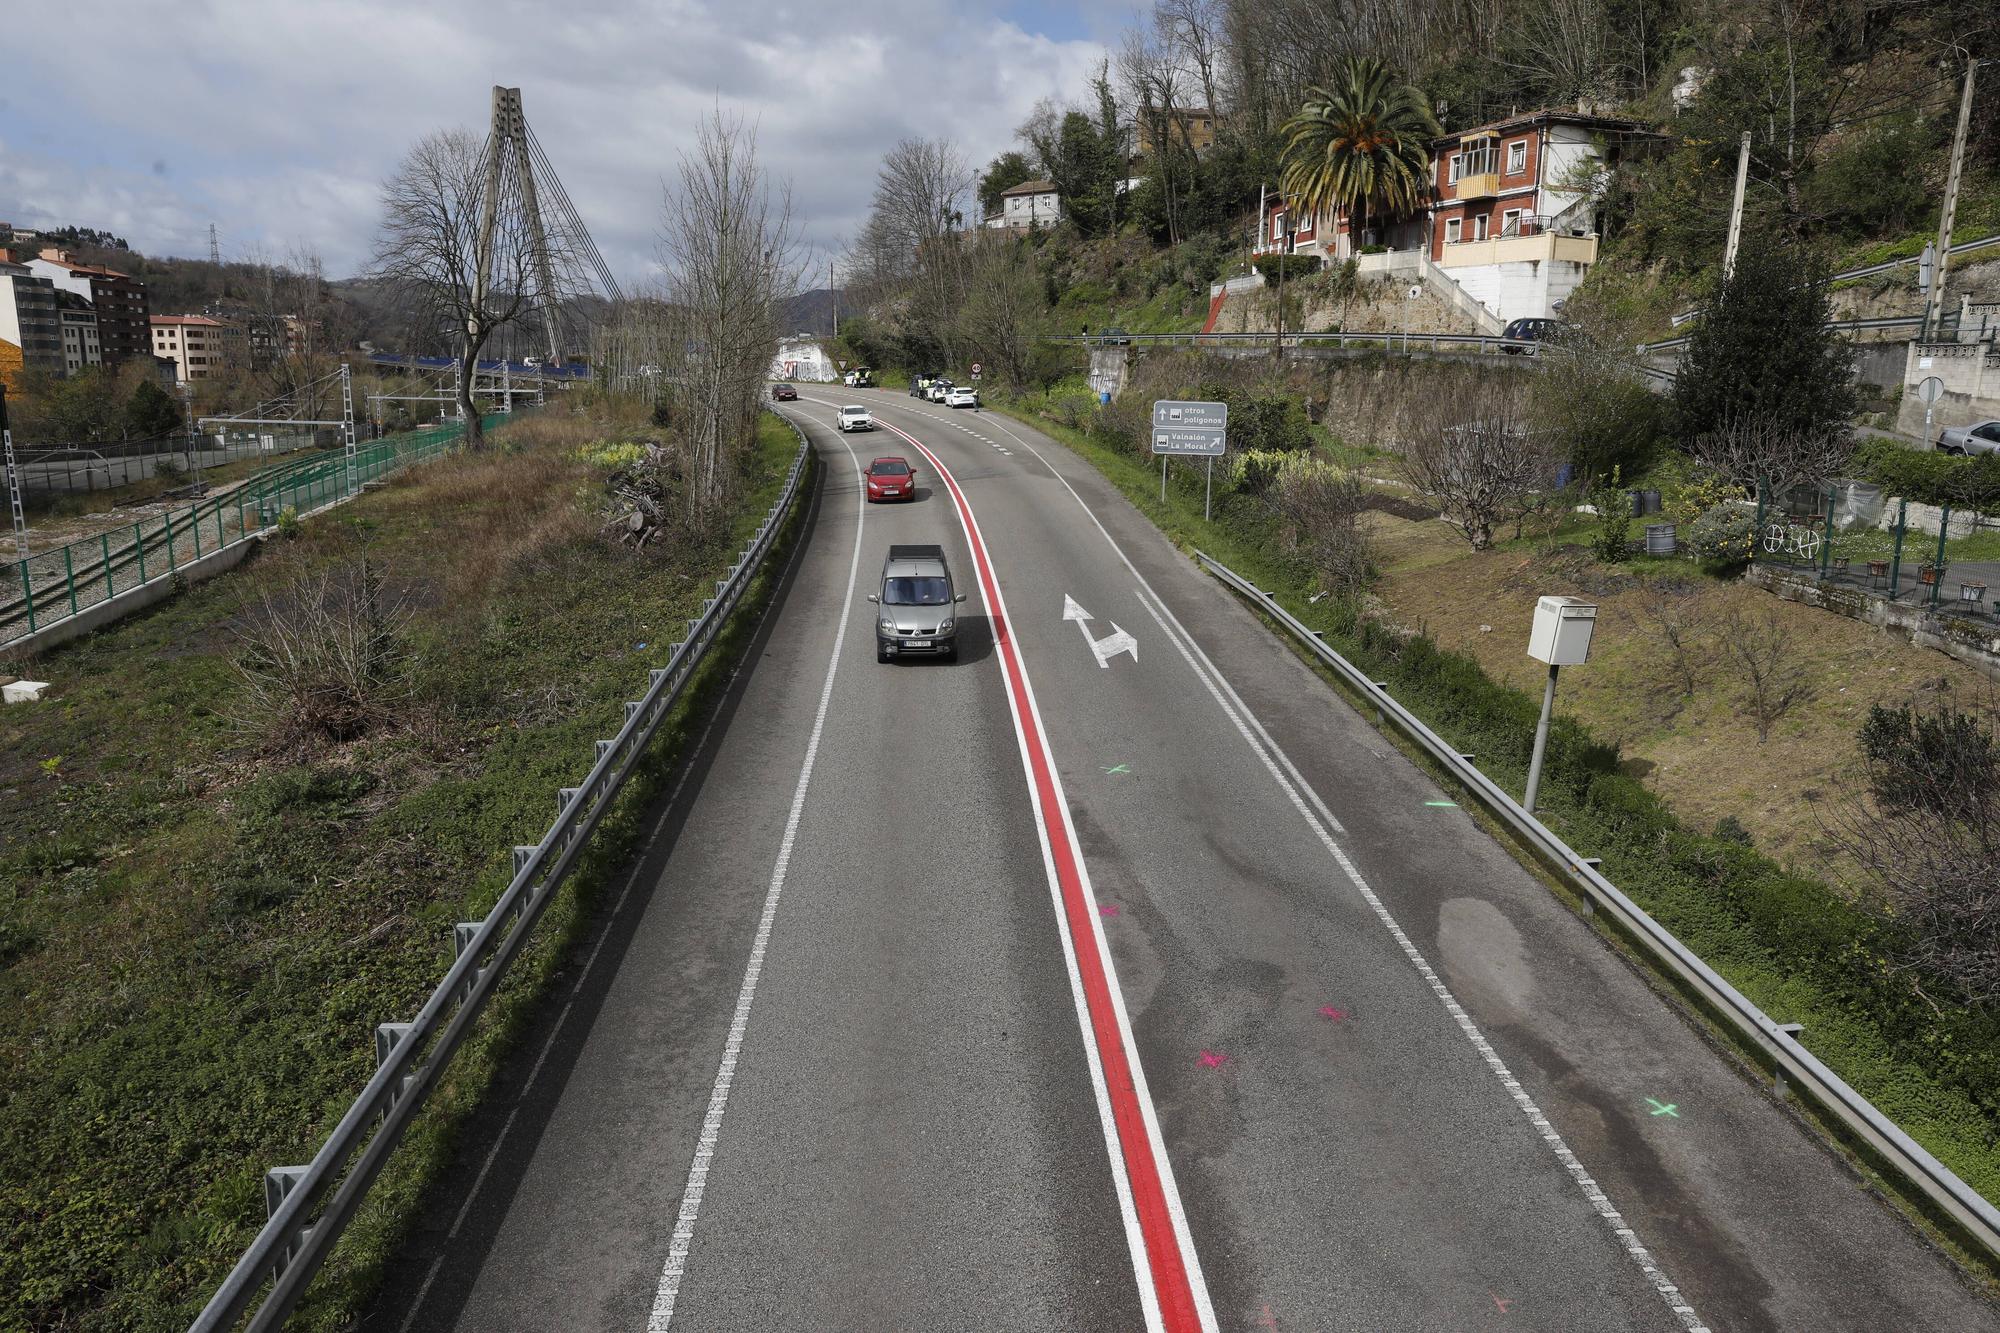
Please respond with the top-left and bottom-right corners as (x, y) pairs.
(0, 0), (1130, 284)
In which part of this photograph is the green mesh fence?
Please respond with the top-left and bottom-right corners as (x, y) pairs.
(2, 414), (506, 647)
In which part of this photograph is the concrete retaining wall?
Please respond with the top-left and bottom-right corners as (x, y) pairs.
(1746, 564), (2000, 682)
(4, 534), (264, 660)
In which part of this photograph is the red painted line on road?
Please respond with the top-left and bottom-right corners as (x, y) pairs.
(876, 418), (1208, 1332)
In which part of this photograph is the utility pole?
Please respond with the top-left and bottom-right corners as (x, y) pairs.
(830, 256), (838, 339)
(2, 381), (26, 559)
(1721, 130), (1751, 280)
(1924, 57), (1980, 342)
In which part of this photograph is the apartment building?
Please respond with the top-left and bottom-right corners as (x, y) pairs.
(56, 291), (102, 374)
(0, 261), (65, 380)
(150, 314), (228, 382)
(27, 248), (152, 366)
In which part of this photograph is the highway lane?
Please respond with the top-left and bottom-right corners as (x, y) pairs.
(849, 387), (1998, 1331)
(368, 387), (1998, 1332)
(366, 402), (1142, 1331)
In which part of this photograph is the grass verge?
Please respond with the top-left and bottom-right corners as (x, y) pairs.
(988, 391), (2000, 1275)
(0, 408), (809, 1331)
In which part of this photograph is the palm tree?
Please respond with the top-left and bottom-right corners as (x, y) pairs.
(1279, 57), (1442, 245)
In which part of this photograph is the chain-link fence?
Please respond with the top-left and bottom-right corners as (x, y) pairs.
(15, 429), (336, 501)
(2, 415), (500, 649)
(1752, 479), (2000, 629)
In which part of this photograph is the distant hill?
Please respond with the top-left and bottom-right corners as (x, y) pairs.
(782, 287), (844, 339)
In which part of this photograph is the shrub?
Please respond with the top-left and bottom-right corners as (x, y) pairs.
(1851, 437), (2000, 511)
(234, 557), (409, 749)
(1590, 474), (1633, 562)
(1687, 501), (1757, 567)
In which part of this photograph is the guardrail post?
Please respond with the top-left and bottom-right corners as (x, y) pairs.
(165, 514), (177, 574)
(263, 1165), (312, 1278)
(513, 845), (537, 881)
(452, 923), (484, 1004)
(62, 545), (77, 616)
(191, 504), (203, 558)
(1774, 1023), (1805, 1097)
(134, 522), (146, 583)
(375, 1022), (416, 1109)
(100, 532), (112, 598)
(596, 739), (615, 763)
(1372, 681), (1389, 724)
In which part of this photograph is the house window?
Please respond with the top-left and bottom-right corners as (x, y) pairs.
(1502, 208), (1523, 236)
(1507, 140), (1526, 174)
(1271, 211), (1285, 242)
(1473, 214), (1489, 241)
(1445, 217), (1462, 244)
(1447, 153), (1461, 184)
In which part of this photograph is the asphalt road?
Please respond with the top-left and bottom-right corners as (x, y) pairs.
(366, 390), (1998, 1332)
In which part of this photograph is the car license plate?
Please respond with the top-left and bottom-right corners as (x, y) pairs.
(904, 639), (929, 648)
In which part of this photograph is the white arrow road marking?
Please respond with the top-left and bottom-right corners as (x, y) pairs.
(1063, 594), (1139, 668)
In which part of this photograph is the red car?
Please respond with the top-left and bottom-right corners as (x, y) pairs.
(771, 383), (798, 401)
(866, 457), (917, 503)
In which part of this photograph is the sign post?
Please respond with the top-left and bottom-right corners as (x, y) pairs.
(1917, 375), (1945, 447)
(1523, 596), (1597, 814)
(1151, 400), (1228, 520)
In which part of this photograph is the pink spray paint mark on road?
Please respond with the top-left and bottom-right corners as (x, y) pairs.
(1099, 903), (1120, 917)
(1319, 1006), (1346, 1022)
(1492, 1294), (1514, 1313)
(1198, 1050), (1229, 1069)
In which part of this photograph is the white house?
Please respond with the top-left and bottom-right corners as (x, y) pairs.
(771, 337), (836, 382)
(1427, 110), (1659, 323)
(986, 179), (1061, 231)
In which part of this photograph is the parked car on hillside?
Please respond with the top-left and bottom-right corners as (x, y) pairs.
(1937, 419), (2000, 456)
(944, 386), (979, 408)
(925, 378), (953, 402)
(1500, 318), (1560, 354)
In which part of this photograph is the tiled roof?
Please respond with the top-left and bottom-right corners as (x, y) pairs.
(1001, 179), (1058, 197)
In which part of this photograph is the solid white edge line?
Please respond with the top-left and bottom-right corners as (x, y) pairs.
(861, 407), (1216, 1333)
(906, 396), (1708, 1333)
(645, 411), (865, 1331)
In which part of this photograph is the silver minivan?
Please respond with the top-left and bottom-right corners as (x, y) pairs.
(868, 544), (966, 661)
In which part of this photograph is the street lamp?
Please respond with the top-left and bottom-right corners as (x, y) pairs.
(1523, 596), (1597, 815)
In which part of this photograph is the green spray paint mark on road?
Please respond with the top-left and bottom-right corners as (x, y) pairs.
(1102, 763), (1131, 774)
(1646, 1098), (1680, 1118)
(1424, 800), (1457, 807)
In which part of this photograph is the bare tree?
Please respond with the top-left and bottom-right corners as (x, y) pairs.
(1500, 0), (1617, 110)
(1723, 606), (1811, 741)
(1157, 0), (1226, 124)
(863, 138), (974, 362)
(660, 110), (799, 512)
(960, 234), (1048, 387)
(1401, 390), (1564, 550)
(372, 129), (586, 447)
(1267, 457), (1375, 600)
(1688, 415), (1852, 501)
(1822, 688), (2000, 1005)
(1634, 583), (1715, 704)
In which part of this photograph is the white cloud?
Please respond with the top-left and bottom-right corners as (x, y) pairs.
(1, 0), (1109, 283)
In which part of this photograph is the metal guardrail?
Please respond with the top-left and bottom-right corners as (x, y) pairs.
(2, 416), (491, 648)
(1642, 314), (1931, 354)
(1664, 234), (2000, 332)
(188, 416), (811, 1333)
(1195, 549), (2000, 1260)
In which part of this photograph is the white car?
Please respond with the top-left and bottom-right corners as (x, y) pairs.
(925, 381), (952, 402)
(944, 387), (979, 409)
(837, 405), (873, 433)
(1937, 419), (2000, 456)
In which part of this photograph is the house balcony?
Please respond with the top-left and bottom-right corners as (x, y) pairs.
(1455, 170), (1500, 199)
(1436, 232), (1598, 270)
